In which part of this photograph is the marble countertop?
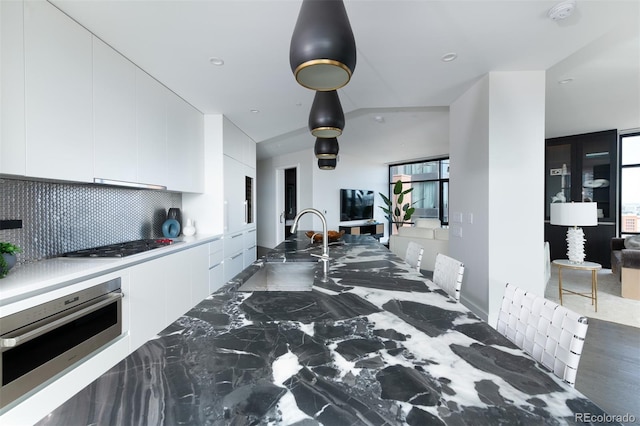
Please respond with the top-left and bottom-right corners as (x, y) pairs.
(37, 233), (614, 425)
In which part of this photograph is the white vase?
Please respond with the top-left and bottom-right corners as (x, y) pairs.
(183, 219), (196, 236)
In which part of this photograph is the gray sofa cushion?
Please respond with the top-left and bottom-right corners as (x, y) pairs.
(624, 235), (640, 249)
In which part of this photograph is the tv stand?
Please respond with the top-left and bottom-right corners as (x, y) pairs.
(340, 223), (384, 240)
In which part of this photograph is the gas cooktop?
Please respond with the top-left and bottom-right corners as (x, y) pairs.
(61, 239), (174, 258)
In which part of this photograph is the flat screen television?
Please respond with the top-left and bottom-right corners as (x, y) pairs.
(340, 189), (375, 221)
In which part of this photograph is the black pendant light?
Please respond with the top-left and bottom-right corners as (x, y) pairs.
(318, 158), (337, 170)
(314, 137), (339, 159)
(290, 0), (356, 91)
(309, 91), (344, 138)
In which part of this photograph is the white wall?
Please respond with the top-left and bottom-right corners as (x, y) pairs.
(257, 150), (389, 249)
(450, 71), (546, 326)
(257, 149), (314, 249)
(312, 152), (388, 234)
(449, 75), (491, 320)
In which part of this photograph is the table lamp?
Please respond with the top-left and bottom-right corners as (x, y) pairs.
(550, 202), (597, 263)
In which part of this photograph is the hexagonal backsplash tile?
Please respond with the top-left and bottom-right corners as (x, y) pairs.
(0, 177), (180, 264)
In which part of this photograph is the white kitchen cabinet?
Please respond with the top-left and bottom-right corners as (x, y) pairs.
(223, 250), (245, 283)
(136, 69), (169, 187)
(1, 0), (26, 176)
(93, 37), (137, 183)
(223, 155), (246, 234)
(128, 257), (170, 351)
(208, 237), (225, 293)
(128, 244), (210, 351)
(190, 243), (211, 305)
(166, 95), (204, 193)
(244, 228), (257, 268)
(23, 0), (93, 182)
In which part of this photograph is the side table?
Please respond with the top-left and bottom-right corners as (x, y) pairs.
(552, 259), (602, 312)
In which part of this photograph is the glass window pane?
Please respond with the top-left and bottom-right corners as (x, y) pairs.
(442, 181), (449, 224)
(440, 159), (450, 179)
(546, 144), (571, 217)
(621, 167), (640, 233)
(410, 182), (439, 219)
(622, 135), (640, 166)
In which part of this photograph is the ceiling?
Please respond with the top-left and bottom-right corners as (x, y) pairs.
(50, 0), (640, 164)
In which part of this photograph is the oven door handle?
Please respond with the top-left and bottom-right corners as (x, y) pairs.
(0, 292), (123, 348)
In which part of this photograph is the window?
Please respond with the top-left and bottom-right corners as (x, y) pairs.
(620, 132), (640, 235)
(388, 158), (449, 233)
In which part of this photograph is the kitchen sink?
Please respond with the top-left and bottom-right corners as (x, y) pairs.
(238, 262), (317, 292)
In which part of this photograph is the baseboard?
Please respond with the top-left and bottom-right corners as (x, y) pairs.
(460, 295), (488, 323)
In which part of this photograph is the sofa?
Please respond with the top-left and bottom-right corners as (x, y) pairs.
(611, 236), (640, 300)
(389, 218), (449, 271)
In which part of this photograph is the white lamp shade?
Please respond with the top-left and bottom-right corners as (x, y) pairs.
(550, 202), (598, 226)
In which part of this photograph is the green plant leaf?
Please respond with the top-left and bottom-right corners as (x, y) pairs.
(398, 193), (404, 205)
(379, 193), (391, 207)
(393, 180), (403, 195)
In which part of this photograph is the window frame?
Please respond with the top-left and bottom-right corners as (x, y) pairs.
(387, 157), (450, 228)
(619, 131), (640, 236)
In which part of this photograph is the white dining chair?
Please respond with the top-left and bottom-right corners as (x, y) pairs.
(432, 253), (465, 301)
(404, 241), (424, 272)
(496, 283), (589, 387)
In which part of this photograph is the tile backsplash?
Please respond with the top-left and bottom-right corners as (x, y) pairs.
(0, 177), (181, 264)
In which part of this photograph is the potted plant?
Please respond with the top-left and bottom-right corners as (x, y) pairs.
(379, 180), (417, 231)
(1, 242), (22, 278)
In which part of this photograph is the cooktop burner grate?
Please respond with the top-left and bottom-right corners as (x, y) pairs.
(61, 239), (174, 258)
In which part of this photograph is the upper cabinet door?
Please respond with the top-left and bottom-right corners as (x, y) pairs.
(136, 69), (168, 187)
(93, 37), (137, 183)
(24, 1), (93, 182)
(166, 96), (204, 193)
(1, 0), (26, 176)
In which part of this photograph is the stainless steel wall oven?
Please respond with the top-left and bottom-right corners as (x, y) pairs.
(0, 278), (123, 409)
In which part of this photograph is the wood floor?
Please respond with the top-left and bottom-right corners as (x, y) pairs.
(576, 318), (640, 425)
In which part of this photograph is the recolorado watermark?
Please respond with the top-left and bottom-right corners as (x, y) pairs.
(575, 413), (636, 423)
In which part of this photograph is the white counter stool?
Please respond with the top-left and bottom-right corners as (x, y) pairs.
(405, 241), (424, 272)
(497, 283), (589, 387)
(432, 253), (465, 301)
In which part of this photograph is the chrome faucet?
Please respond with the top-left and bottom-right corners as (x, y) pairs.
(291, 208), (330, 278)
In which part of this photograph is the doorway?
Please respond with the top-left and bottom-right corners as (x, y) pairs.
(273, 165), (299, 245)
(283, 167), (297, 238)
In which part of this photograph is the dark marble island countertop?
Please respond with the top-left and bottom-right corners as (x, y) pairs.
(37, 233), (613, 425)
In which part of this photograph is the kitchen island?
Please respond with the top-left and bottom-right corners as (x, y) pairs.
(36, 233), (614, 425)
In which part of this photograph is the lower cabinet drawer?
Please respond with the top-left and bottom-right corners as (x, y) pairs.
(209, 262), (224, 293)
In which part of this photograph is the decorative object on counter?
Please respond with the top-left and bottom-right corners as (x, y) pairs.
(309, 91), (344, 138)
(182, 219), (196, 236)
(162, 219), (181, 238)
(379, 179), (417, 231)
(314, 137), (339, 159)
(318, 158), (337, 170)
(305, 229), (344, 243)
(289, 0), (356, 91)
(550, 202), (597, 263)
(167, 208), (182, 230)
(0, 242), (22, 278)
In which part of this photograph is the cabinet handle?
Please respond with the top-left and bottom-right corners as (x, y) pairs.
(230, 253), (243, 260)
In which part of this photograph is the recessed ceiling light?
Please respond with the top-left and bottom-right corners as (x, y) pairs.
(373, 116), (385, 123)
(250, 109), (260, 113)
(558, 78), (574, 84)
(548, 0), (576, 21)
(209, 57), (224, 66)
(441, 52), (458, 62)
